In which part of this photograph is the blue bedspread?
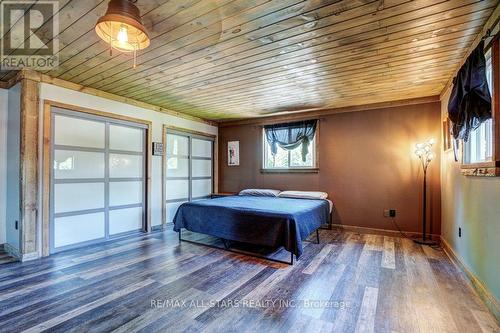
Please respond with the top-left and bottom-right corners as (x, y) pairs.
(173, 196), (330, 258)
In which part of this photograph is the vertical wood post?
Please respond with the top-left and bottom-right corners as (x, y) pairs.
(19, 77), (40, 258)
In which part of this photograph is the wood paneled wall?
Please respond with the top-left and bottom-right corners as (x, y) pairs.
(218, 102), (442, 234)
(1, 0), (497, 120)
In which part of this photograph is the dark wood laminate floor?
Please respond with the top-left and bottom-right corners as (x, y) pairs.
(0, 229), (498, 333)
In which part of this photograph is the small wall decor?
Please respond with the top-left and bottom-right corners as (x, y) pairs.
(442, 118), (452, 151)
(152, 142), (163, 156)
(228, 141), (240, 166)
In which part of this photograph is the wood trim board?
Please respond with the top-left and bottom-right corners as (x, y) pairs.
(44, 100), (153, 126)
(19, 78), (40, 257)
(332, 224), (441, 240)
(10, 70), (217, 126)
(441, 237), (500, 322)
(219, 96), (440, 127)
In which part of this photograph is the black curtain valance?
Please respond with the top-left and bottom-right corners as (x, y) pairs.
(264, 120), (317, 161)
(448, 40), (492, 141)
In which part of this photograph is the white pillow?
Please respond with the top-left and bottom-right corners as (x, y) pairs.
(278, 190), (328, 200)
(239, 189), (281, 197)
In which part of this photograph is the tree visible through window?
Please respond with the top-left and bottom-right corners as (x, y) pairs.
(263, 130), (316, 169)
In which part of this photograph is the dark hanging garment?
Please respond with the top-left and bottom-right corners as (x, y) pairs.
(448, 40), (492, 141)
(264, 120), (317, 162)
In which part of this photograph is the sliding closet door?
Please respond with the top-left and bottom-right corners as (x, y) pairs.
(52, 113), (106, 250)
(50, 107), (147, 253)
(165, 130), (214, 223)
(165, 133), (190, 223)
(191, 138), (213, 200)
(108, 124), (145, 236)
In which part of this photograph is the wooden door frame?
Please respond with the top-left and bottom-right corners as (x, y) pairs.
(41, 100), (153, 256)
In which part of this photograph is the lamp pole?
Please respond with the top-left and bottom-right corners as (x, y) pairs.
(414, 139), (436, 246)
(422, 161), (428, 242)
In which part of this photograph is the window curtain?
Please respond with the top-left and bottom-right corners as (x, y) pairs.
(264, 120), (317, 162)
(448, 40), (492, 141)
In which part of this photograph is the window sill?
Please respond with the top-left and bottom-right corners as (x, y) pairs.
(260, 168), (319, 174)
(461, 162), (500, 176)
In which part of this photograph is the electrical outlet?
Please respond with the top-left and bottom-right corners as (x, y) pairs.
(384, 209), (396, 218)
(459, 227), (462, 237)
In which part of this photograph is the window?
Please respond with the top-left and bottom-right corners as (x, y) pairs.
(464, 49), (493, 164)
(262, 130), (317, 170)
(459, 33), (500, 177)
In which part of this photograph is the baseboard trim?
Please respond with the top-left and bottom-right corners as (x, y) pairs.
(152, 223), (173, 231)
(21, 252), (39, 262)
(441, 237), (500, 322)
(3, 243), (39, 262)
(332, 224), (441, 239)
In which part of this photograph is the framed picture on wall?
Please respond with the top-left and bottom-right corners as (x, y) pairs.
(443, 118), (452, 151)
(228, 141), (240, 166)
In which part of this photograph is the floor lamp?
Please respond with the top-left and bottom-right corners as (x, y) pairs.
(414, 139), (437, 246)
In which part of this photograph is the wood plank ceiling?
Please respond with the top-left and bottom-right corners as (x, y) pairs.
(0, 0), (498, 120)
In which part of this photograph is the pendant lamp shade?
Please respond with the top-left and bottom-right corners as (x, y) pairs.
(95, 0), (150, 53)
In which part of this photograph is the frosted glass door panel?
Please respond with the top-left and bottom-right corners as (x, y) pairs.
(109, 207), (143, 235)
(192, 139), (212, 158)
(167, 134), (189, 156)
(54, 183), (104, 214)
(51, 108), (147, 253)
(192, 179), (212, 198)
(54, 115), (105, 148)
(192, 159), (212, 178)
(166, 201), (187, 223)
(109, 181), (143, 206)
(110, 125), (143, 152)
(166, 157), (189, 178)
(54, 213), (105, 248)
(165, 180), (189, 200)
(109, 154), (143, 178)
(54, 150), (105, 179)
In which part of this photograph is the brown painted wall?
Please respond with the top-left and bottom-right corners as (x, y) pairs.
(218, 102), (442, 234)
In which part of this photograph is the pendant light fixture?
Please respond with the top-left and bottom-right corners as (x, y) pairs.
(95, 0), (150, 68)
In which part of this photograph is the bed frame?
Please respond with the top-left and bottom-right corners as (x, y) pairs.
(178, 228), (319, 265)
(177, 210), (332, 265)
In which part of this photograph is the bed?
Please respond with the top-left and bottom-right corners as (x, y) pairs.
(173, 195), (331, 264)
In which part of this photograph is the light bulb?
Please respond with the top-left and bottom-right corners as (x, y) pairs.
(428, 138), (435, 145)
(427, 153), (434, 161)
(117, 25), (128, 43)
